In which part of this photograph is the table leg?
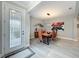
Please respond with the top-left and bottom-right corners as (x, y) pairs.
(42, 36), (50, 45)
(47, 37), (49, 45)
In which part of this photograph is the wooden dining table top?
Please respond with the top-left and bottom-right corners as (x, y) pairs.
(42, 32), (52, 36)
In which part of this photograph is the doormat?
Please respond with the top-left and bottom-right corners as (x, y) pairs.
(2, 47), (35, 58)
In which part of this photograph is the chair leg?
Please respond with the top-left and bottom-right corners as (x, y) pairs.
(40, 40), (42, 42)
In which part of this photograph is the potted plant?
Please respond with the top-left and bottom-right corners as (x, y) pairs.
(35, 23), (44, 28)
(51, 22), (64, 40)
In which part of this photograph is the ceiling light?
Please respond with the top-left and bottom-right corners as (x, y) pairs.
(47, 13), (50, 16)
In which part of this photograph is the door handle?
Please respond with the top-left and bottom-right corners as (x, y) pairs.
(22, 31), (24, 35)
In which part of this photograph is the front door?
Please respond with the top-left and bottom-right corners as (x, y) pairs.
(4, 2), (26, 54)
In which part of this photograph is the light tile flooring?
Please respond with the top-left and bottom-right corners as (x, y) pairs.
(30, 38), (79, 58)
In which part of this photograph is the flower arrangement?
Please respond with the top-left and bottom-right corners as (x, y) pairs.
(51, 22), (64, 31)
(51, 22), (64, 39)
(35, 23), (44, 27)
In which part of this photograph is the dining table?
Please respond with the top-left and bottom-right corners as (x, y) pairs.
(42, 32), (52, 45)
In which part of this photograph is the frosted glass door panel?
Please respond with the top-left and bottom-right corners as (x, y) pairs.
(10, 10), (22, 48)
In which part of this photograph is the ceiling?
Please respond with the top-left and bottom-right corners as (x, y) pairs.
(9, 1), (41, 12)
(30, 1), (76, 19)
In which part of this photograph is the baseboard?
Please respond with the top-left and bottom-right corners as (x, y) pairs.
(57, 36), (78, 41)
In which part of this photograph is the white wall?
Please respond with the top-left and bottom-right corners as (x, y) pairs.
(75, 1), (79, 41)
(75, 2), (79, 16)
(25, 13), (30, 46)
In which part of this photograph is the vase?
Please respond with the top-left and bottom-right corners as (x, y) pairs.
(52, 30), (57, 40)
